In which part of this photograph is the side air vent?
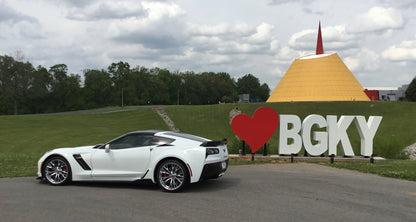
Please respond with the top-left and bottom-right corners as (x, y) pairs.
(73, 154), (92, 170)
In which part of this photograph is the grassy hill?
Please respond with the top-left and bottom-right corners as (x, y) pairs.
(0, 101), (415, 177)
(0, 108), (169, 177)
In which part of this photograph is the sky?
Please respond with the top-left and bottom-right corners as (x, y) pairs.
(1, 0), (416, 89)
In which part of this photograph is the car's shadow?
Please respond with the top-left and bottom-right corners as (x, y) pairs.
(72, 180), (160, 191)
(185, 177), (241, 193)
(39, 177), (240, 193)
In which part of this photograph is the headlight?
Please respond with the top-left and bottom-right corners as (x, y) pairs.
(206, 148), (219, 157)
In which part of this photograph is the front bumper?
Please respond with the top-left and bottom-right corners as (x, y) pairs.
(200, 159), (228, 181)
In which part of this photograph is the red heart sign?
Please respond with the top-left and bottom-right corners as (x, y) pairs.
(231, 107), (279, 153)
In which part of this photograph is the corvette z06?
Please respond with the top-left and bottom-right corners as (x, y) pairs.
(37, 131), (229, 192)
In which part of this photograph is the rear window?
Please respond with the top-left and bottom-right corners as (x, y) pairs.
(151, 136), (175, 146)
(163, 132), (208, 142)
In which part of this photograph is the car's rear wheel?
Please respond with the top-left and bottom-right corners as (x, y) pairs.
(156, 159), (188, 192)
(43, 156), (71, 185)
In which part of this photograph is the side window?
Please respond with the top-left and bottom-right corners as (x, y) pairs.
(109, 135), (154, 150)
(108, 135), (175, 150)
(149, 136), (175, 146)
(109, 135), (135, 150)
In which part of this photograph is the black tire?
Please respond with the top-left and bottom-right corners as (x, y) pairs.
(42, 156), (72, 185)
(156, 159), (189, 192)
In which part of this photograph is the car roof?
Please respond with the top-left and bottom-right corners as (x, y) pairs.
(125, 130), (166, 136)
(122, 130), (209, 143)
(159, 131), (209, 142)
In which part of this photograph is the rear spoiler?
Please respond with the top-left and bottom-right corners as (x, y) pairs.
(200, 138), (227, 147)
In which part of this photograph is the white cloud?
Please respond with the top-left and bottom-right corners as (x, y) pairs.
(189, 22), (277, 55)
(0, 1), (44, 44)
(249, 23), (274, 43)
(0, 0), (37, 24)
(270, 39), (279, 51)
(270, 67), (284, 77)
(191, 23), (253, 38)
(108, 1), (188, 50)
(378, 0), (416, 8)
(268, 0), (311, 5)
(273, 46), (306, 66)
(288, 29), (315, 50)
(206, 54), (232, 65)
(142, 1), (185, 20)
(382, 38), (416, 61)
(1, 0), (415, 88)
(47, 0), (98, 8)
(67, 1), (146, 20)
(321, 25), (358, 50)
(348, 7), (404, 33)
(192, 23), (232, 36)
(344, 49), (380, 72)
(287, 25), (358, 52)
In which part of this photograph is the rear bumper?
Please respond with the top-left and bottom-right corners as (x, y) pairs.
(200, 159), (228, 181)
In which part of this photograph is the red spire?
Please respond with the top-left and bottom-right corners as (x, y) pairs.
(316, 21), (324, 55)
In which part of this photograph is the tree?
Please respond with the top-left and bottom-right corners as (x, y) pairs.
(216, 72), (237, 103)
(405, 77), (416, 101)
(83, 69), (113, 107)
(49, 64), (82, 111)
(0, 54), (272, 114)
(65, 74), (83, 110)
(181, 72), (204, 105)
(108, 62), (131, 107)
(198, 72), (236, 104)
(132, 66), (153, 105)
(154, 68), (180, 104)
(236, 74), (260, 95)
(236, 74), (270, 102)
(258, 83), (271, 102)
(26, 65), (53, 113)
(0, 55), (34, 114)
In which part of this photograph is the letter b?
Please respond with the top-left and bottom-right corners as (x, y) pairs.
(279, 115), (302, 155)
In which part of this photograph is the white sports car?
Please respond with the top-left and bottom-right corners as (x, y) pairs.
(37, 130), (229, 192)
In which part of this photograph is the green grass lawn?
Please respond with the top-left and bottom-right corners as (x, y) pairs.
(165, 101), (416, 158)
(227, 157), (416, 181)
(0, 108), (168, 177)
(318, 159), (416, 181)
(0, 101), (415, 179)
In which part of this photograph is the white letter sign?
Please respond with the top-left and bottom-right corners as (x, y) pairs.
(279, 115), (302, 155)
(302, 114), (328, 156)
(354, 116), (383, 157)
(327, 115), (355, 157)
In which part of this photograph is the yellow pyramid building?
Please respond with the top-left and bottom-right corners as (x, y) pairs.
(267, 23), (370, 102)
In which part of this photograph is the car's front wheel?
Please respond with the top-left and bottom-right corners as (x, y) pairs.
(156, 159), (189, 192)
(42, 156), (71, 185)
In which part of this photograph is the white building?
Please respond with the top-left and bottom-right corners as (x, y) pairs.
(365, 84), (409, 101)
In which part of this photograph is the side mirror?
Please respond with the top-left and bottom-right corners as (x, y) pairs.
(105, 144), (110, 153)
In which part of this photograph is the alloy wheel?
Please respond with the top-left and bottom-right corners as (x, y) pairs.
(44, 157), (70, 185)
(158, 160), (187, 192)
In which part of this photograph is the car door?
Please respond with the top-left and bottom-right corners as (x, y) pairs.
(90, 134), (153, 181)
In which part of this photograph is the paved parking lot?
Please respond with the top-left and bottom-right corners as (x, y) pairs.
(1, 163), (415, 222)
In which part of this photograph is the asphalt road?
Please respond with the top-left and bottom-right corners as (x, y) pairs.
(1, 163), (415, 222)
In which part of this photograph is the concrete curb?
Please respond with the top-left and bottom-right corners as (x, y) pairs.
(228, 154), (386, 162)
